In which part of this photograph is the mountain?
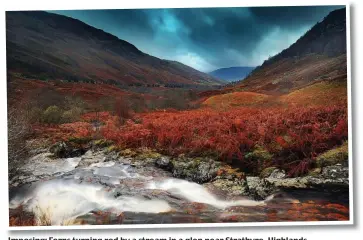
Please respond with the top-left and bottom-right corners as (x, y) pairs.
(208, 66), (255, 82)
(6, 11), (221, 87)
(232, 7), (347, 94)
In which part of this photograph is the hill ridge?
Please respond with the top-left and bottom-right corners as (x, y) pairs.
(6, 11), (221, 87)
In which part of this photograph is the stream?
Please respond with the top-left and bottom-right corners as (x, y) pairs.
(9, 151), (350, 225)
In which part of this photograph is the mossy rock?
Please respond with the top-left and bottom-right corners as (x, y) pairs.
(93, 139), (114, 148)
(106, 145), (119, 153)
(215, 165), (246, 181)
(260, 167), (277, 178)
(171, 157), (222, 183)
(137, 151), (162, 160)
(308, 168), (322, 177)
(119, 149), (138, 157)
(316, 142), (348, 168)
(211, 179), (249, 196)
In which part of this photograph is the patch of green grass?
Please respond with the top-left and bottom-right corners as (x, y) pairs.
(106, 145), (119, 153)
(93, 139), (114, 148)
(136, 149), (162, 160)
(245, 145), (273, 174)
(316, 141), (348, 168)
(245, 145), (273, 162)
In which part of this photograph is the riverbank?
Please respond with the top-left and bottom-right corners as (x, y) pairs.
(9, 140), (350, 226)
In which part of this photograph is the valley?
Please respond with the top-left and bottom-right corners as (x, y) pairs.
(6, 7), (349, 226)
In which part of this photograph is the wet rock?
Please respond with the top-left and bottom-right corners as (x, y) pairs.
(155, 156), (172, 170)
(246, 177), (278, 200)
(49, 141), (86, 158)
(269, 169), (286, 179)
(76, 211), (217, 225)
(260, 167), (278, 178)
(77, 150), (107, 168)
(170, 157), (221, 183)
(209, 178), (249, 197)
(104, 151), (120, 162)
(265, 177), (310, 189)
(28, 148), (48, 156)
(260, 167), (286, 179)
(9, 172), (52, 187)
(321, 164), (349, 180)
(266, 175), (349, 190)
(256, 165), (349, 197)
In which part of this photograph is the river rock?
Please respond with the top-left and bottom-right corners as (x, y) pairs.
(247, 164), (349, 199)
(321, 164), (349, 180)
(49, 141), (86, 158)
(170, 157), (222, 183)
(77, 150), (107, 168)
(269, 169), (286, 179)
(246, 177), (278, 200)
(155, 156), (172, 170)
(209, 178), (249, 197)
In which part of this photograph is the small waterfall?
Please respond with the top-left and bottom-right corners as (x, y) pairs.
(147, 178), (265, 209)
(10, 156), (264, 225)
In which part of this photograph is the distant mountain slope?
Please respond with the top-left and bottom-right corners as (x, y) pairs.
(6, 11), (221, 87)
(209, 67), (255, 82)
(232, 7), (347, 94)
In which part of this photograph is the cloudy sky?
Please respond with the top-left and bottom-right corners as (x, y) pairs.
(52, 6), (343, 72)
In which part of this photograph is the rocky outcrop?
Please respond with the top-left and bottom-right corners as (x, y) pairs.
(21, 141), (350, 202)
(152, 152), (349, 200)
(246, 164), (349, 199)
(161, 157), (223, 184)
(245, 177), (277, 200)
(49, 141), (86, 158)
(155, 156), (173, 170)
(77, 150), (111, 167)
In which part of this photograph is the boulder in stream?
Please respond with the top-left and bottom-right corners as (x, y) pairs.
(170, 157), (222, 183)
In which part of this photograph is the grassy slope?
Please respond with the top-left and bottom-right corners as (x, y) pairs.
(230, 54), (347, 94)
(203, 78), (347, 109)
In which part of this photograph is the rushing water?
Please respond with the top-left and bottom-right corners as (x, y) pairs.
(9, 153), (349, 225)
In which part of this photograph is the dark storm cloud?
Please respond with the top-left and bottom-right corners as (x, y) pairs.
(51, 5), (344, 72)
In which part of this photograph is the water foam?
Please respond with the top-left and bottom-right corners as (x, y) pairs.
(11, 156), (266, 225)
(10, 179), (172, 225)
(147, 178), (265, 209)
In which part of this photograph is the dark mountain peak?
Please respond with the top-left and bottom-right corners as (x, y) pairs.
(256, 7), (346, 70)
(232, 8), (347, 94)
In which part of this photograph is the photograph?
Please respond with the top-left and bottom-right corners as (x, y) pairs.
(6, 5), (350, 227)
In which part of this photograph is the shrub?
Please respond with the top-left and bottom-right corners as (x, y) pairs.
(8, 107), (30, 178)
(41, 106), (63, 124)
(26, 107), (43, 124)
(61, 107), (83, 123)
(245, 146), (273, 173)
(98, 105), (347, 175)
(37, 103), (348, 176)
